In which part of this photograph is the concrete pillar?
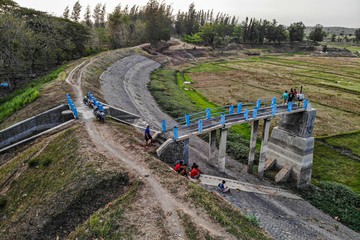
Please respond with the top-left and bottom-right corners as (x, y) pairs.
(267, 108), (317, 188)
(258, 118), (271, 180)
(209, 130), (217, 165)
(183, 138), (189, 165)
(248, 120), (259, 174)
(218, 128), (228, 173)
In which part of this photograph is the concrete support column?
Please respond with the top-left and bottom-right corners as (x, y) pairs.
(258, 118), (271, 180)
(183, 139), (189, 165)
(209, 130), (217, 166)
(248, 120), (259, 174)
(218, 128), (228, 173)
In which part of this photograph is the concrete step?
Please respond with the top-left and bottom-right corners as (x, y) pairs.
(264, 158), (276, 171)
(275, 165), (292, 183)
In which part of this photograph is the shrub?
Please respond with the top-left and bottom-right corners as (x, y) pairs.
(41, 157), (53, 167)
(302, 181), (360, 231)
(28, 158), (40, 168)
(245, 214), (259, 226)
(0, 196), (7, 209)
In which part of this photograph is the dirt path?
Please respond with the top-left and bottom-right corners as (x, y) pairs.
(66, 55), (235, 239)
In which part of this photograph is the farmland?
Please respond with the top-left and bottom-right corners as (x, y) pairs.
(151, 54), (360, 194)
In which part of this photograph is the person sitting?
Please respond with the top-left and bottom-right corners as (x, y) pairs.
(190, 164), (203, 179)
(218, 180), (230, 193)
(174, 161), (183, 172)
(178, 164), (189, 176)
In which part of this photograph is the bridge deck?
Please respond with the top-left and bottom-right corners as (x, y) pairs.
(174, 104), (305, 141)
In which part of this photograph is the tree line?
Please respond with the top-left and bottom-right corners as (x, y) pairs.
(0, 0), (90, 88)
(1, 0), (360, 88)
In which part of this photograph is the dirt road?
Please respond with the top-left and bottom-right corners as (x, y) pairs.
(66, 55), (235, 239)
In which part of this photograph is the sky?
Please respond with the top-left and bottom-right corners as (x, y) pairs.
(15, 0), (360, 28)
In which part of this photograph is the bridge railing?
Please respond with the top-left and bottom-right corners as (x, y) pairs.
(161, 97), (309, 140)
(66, 94), (79, 119)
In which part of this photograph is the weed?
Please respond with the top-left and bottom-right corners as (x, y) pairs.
(188, 184), (269, 239)
(245, 214), (260, 226)
(28, 158), (40, 168)
(41, 157), (53, 167)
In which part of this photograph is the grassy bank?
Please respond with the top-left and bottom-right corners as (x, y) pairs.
(313, 132), (360, 194)
(150, 68), (254, 163)
(0, 66), (65, 124)
(0, 126), (129, 239)
(68, 180), (142, 239)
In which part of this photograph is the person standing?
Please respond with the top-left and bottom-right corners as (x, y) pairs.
(282, 90), (289, 105)
(288, 88), (294, 103)
(144, 125), (153, 147)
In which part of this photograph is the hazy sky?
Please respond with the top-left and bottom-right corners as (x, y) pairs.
(15, 0), (360, 28)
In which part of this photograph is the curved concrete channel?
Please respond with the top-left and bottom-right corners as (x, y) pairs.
(98, 54), (360, 240)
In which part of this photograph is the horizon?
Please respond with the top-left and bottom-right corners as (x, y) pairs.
(14, 0), (360, 29)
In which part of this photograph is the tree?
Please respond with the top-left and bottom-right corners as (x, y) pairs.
(71, 0), (82, 22)
(99, 4), (106, 27)
(309, 24), (327, 43)
(93, 3), (102, 28)
(143, 0), (173, 45)
(331, 34), (336, 42)
(63, 5), (70, 19)
(288, 22), (305, 43)
(355, 29), (360, 43)
(84, 5), (92, 27)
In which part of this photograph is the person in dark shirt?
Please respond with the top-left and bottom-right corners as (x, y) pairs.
(144, 125), (153, 147)
(218, 180), (230, 193)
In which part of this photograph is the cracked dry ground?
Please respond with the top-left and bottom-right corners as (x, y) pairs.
(69, 51), (360, 240)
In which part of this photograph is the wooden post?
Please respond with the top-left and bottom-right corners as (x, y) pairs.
(248, 120), (259, 174)
(258, 118), (271, 180)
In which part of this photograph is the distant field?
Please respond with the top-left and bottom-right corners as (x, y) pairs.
(169, 54), (360, 194)
(186, 55), (360, 137)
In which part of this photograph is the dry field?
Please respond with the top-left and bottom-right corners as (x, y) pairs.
(186, 55), (360, 136)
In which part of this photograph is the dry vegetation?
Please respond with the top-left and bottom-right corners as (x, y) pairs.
(186, 56), (360, 136)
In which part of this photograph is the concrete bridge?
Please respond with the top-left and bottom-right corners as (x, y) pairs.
(157, 98), (317, 188)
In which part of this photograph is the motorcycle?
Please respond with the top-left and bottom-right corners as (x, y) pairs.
(93, 109), (105, 123)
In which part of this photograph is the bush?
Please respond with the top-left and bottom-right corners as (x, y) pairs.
(41, 157), (53, 167)
(302, 181), (360, 231)
(0, 196), (7, 209)
(28, 158), (40, 168)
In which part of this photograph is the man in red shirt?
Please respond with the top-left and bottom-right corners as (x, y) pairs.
(190, 164), (203, 179)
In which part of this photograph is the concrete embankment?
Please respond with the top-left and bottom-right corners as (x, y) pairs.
(0, 104), (74, 151)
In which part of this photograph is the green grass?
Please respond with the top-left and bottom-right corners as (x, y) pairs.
(68, 180), (142, 239)
(0, 66), (65, 124)
(0, 128), (82, 221)
(188, 184), (269, 239)
(150, 68), (254, 163)
(320, 131), (360, 157)
(302, 181), (360, 232)
(149, 68), (202, 118)
(177, 210), (215, 240)
(313, 141), (360, 194)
